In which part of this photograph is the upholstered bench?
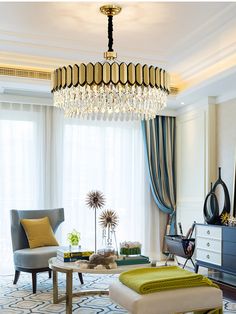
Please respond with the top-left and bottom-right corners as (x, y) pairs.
(109, 280), (223, 314)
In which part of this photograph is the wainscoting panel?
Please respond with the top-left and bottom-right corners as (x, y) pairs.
(176, 99), (217, 237)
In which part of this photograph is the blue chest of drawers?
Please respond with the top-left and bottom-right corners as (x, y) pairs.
(195, 224), (236, 276)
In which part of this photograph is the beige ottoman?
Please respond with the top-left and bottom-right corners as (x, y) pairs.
(109, 280), (223, 314)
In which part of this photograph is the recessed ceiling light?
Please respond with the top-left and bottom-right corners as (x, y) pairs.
(181, 102), (185, 105)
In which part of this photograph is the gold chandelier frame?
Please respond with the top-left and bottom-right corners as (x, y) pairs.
(52, 63), (170, 92)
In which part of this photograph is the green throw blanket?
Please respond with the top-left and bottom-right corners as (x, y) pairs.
(119, 266), (219, 295)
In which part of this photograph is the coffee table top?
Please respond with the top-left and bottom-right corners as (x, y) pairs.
(49, 257), (151, 274)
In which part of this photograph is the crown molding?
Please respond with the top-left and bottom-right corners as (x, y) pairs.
(176, 97), (217, 116)
(178, 42), (236, 83)
(0, 52), (79, 71)
(0, 75), (52, 105)
(216, 90), (236, 105)
(175, 65), (236, 112)
(169, 4), (236, 85)
(0, 92), (52, 106)
(169, 3), (236, 60)
(0, 75), (50, 93)
(0, 29), (168, 68)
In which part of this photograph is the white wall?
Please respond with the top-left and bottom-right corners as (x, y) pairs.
(216, 98), (236, 213)
(176, 98), (218, 267)
(177, 110), (205, 233)
(176, 99), (217, 235)
(177, 96), (236, 233)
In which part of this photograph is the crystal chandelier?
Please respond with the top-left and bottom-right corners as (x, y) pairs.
(52, 5), (170, 120)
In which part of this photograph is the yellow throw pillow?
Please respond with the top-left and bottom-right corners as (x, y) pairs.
(21, 216), (59, 249)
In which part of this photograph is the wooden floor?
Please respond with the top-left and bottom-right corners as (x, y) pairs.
(214, 281), (236, 302)
(183, 264), (236, 302)
(207, 270), (236, 302)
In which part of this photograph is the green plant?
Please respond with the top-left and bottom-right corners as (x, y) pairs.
(67, 229), (81, 246)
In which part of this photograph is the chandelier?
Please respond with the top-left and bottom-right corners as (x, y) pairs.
(52, 5), (170, 120)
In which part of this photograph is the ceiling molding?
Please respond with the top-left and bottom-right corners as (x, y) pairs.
(0, 52), (75, 70)
(216, 90), (236, 105)
(177, 42), (236, 82)
(175, 97), (209, 116)
(169, 3), (236, 60)
(0, 92), (52, 106)
(168, 4), (236, 86)
(175, 65), (236, 109)
(0, 75), (50, 94)
(0, 38), (100, 62)
(0, 29), (168, 67)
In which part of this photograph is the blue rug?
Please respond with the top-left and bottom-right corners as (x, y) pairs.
(0, 273), (235, 313)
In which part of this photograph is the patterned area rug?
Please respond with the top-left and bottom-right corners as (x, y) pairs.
(0, 273), (235, 313)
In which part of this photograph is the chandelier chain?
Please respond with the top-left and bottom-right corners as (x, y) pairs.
(108, 16), (114, 52)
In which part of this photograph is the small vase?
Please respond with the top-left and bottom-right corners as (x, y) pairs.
(69, 244), (81, 252)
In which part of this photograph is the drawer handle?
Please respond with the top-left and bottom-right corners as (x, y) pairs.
(206, 254), (210, 259)
(207, 230), (210, 235)
(207, 242), (210, 247)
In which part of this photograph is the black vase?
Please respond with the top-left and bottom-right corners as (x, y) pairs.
(203, 182), (219, 225)
(212, 167), (231, 221)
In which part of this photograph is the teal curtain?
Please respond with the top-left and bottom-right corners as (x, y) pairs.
(142, 116), (176, 236)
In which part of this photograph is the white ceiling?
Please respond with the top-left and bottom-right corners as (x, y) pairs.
(0, 1), (236, 109)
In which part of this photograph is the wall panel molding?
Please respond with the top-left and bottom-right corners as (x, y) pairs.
(176, 98), (216, 233)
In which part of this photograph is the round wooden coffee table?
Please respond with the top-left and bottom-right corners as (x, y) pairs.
(49, 257), (151, 314)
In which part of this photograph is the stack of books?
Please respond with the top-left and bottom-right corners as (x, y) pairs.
(116, 255), (150, 266)
(57, 247), (94, 262)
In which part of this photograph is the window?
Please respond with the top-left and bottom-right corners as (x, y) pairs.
(0, 104), (158, 274)
(0, 104), (44, 273)
(61, 119), (151, 253)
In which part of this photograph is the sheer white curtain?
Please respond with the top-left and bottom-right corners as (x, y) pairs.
(61, 119), (156, 256)
(0, 103), (45, 274)
(0, 102), (163, 275)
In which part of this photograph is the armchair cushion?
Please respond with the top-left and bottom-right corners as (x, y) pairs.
(21, 216), (59, 248)
(14, 246), (59, 269)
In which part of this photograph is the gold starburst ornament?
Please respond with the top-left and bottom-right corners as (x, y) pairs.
(86, 191), (105, 209)
(99, 209), (119, 229)
(86, 190), (105, 253)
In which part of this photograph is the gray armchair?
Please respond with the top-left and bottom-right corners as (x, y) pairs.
(10, 208), (64, 293)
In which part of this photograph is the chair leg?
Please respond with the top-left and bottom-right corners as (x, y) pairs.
(182, 258), (189, 269)
(13, 270), (20, 284)
(78, 272), (84, 284)
(165, 253), (170, 266)
(195, 263), (199, 273)
(32, 272), (37, 294)
(190, 258), (195, 267)
(48, 269), (52, 279)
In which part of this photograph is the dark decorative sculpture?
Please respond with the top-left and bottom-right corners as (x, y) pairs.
(203, 183), (219, 224)
(212, 167), (231, 220)
(203, 167), (231, 225)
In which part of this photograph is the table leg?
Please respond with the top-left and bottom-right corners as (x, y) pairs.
(66, 270), (73, 314)
(52, 270), (58, 304)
